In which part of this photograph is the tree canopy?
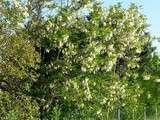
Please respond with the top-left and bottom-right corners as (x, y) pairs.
(0, 0), (160, 119)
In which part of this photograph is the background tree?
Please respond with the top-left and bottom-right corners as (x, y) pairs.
(0, 0), (159, 119)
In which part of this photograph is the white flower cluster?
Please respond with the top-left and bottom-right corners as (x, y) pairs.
(155, 79), (160, 83)
(105, 32), (113, 41)
(96, 109), (102, 116)
(106, 61), (114, 71)
(143, 75), (150, 81)
(100, 97), (108, 105)
(82, 77), (92, 100)
(45, 1), (53, 6)
(46, 21), (54, 31)
(107, 44), (114, 52)
(81, 66), (87, 72)
(58, 35), (69, 48)
(13, 0), (29, 17)
(108, 81), (127, 101)
(83, 2), (94, 12)
(13, 0), (21, 8)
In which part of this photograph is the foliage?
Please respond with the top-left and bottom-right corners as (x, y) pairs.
(0, 0), (160, 119)
(0, 90), (40, 120)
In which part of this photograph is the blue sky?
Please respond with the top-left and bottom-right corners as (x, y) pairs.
(103, 0), (160, 53)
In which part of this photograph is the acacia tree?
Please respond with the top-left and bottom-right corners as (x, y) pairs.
(0, 0), (159, 119)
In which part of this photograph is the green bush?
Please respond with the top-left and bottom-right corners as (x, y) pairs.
(0, 90), (40, 120)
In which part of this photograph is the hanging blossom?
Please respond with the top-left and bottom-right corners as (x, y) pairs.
(13, 0), (28, 17)
(13, 0), (21, 8)
(82, 77), (92, 101)
(143, 75), (151, 80)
